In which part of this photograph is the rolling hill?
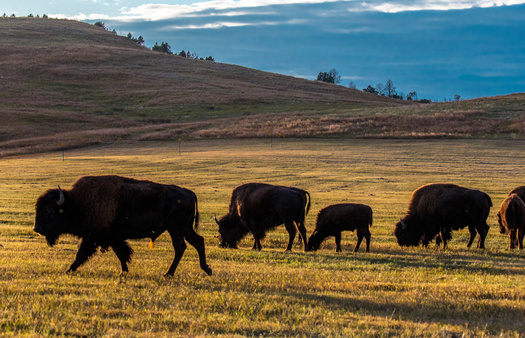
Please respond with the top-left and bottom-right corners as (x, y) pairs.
(0, 17), (524, 156)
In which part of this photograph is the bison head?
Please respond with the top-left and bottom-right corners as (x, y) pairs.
(306, 231), (322, 251)
(215, 214), (248, 249)
(394, 218), (423, 247)
(33, 186), (71, 246)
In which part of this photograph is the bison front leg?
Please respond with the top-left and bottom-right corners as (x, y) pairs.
(67, 239), (98, 273)
(517, 228), (524, 250)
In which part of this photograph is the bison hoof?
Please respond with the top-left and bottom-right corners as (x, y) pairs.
(203, 266), (213, 276)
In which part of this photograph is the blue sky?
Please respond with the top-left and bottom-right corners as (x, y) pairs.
(3, 0), (525, 100)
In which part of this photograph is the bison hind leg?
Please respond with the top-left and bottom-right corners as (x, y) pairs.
(111, 240), (133, 273)
(184, 229), (212, 276)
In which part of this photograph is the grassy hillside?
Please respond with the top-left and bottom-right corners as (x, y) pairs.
(1, 17), (524, 157)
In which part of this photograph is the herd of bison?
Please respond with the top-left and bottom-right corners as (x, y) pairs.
(32, 175), (525, 276)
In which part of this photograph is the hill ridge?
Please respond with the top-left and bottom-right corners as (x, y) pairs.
(0, 18), (524, 157)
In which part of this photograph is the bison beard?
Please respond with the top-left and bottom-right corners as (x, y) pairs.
(216, 183), (311, 251)
(33, 175), (212, 276)
(394, 183), (492, 249)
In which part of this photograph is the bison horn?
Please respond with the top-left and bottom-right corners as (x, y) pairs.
(399, 218), (407, 230)
(214, 216), (220, 226)
(57, 185), (65, 207)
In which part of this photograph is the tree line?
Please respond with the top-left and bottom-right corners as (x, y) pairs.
(318, 68), (461, 103)
(93, 21), (216, 62)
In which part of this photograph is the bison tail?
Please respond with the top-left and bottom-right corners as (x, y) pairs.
(193, 191), (200, 231)
(305, 191), (311, 216)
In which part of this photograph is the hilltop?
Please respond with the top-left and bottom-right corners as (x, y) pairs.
(0, 17), (524, 156)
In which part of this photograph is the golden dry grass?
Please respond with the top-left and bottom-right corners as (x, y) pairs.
(0, 139), (524, 336)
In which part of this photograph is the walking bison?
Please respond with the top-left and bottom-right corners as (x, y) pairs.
(307, 203), (372, 252)
(497, 193), (525, 249)
(215, 183), (310, 251)
(394, 183), (492, 249)
(33, 175), (212, 276)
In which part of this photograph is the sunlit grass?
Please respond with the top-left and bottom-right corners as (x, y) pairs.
(1, 139), (524, 336)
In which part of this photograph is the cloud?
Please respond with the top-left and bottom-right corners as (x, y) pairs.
(360, 0), (525, 13)
(52, 0), (525, 23)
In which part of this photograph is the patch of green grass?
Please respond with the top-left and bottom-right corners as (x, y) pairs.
(0, 139), (524, 336)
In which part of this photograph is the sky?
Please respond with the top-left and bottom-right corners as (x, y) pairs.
(3, 0), (525, 100)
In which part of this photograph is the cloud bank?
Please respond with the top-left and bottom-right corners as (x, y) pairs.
(58, 0), (525, 23)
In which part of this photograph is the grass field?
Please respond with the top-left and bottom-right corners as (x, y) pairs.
(1, 139), (524, 336)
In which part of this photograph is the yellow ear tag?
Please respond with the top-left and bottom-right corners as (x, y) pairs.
(149, 240), (154, 249)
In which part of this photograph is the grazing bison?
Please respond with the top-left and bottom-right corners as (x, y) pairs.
(394, 183), (492, 249)
(33, 175), (212, 276)
(215, 183), (310, 251)
(307, 203), (372, 252)
(509, 185), (525, 201)
(497, 193), (525, 249)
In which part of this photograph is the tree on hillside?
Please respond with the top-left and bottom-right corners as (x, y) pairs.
(454, 94), (461, 101)
(385, 79), (397, 98)
(152, 42), (172, 54)
(363, 85), (378, 94)
(348, 81), (357, 89)
(94, 21), (107, 30)
(407, 91), (418, 101)
(317, 68), (341, 84)
(375, 83), (385, 96)
(127, 32), (145, 45)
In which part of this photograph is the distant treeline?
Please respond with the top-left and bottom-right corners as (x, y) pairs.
(318, 68), (462, 103)
(94, 21), (215, 62)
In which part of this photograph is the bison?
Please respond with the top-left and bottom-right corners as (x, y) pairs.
(497, 193), (525, 249)
(307, 203), (372, 252)
(509, 185), (525, 201)
(33, 175), (212, 276)
(394, 183), (492, 249)
(215, 183), (310, 251)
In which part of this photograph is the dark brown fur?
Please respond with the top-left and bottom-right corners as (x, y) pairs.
(307, 203), (372, 252)
(216, 183), (310, 251)
(33, 175), (212, 276)
(509, 186), (525, 201)
(497, 193), (525, 249)
(394, 183), (492, 249)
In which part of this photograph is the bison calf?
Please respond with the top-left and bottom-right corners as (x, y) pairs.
(33, 175), (212, 276)
(497, 193), (525, 250)
(307, 203), (372, 252)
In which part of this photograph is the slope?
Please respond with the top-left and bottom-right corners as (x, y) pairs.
(0, 18), (524, 157)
